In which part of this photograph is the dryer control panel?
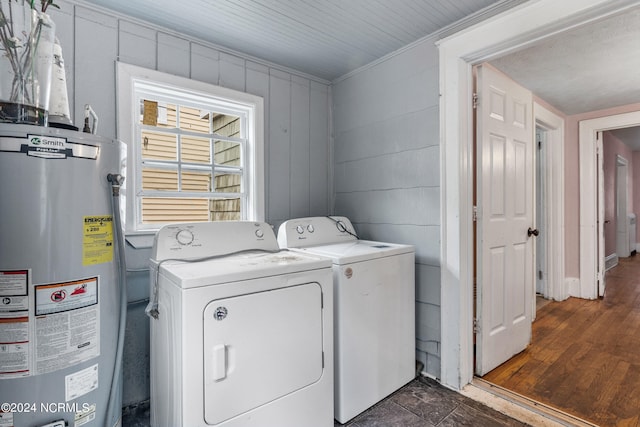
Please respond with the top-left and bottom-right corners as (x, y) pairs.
(152, 221), (278, 261)
(277, 216), (357, 248)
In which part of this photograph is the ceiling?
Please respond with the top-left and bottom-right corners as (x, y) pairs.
(488, 4), (640, 150)
(608, 126), (640, 151)
(83, 0), (524, 81)
(82, 0), (640, 149)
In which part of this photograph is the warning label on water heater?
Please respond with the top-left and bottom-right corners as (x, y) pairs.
(35, 277), (98, 316)
(83, 216), (114, 266)
(0, 269), (31, 378)
(0, 317), (30, 378)
(34, 277), (100, 375)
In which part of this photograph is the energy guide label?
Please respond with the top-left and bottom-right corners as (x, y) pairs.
(83, 215), (114, 266)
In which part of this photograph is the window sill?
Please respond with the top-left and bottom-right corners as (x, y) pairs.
(125, 231), (157, 249)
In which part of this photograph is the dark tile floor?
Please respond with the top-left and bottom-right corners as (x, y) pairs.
(121, 376), (528, 427)
(340, 377), (527, 427)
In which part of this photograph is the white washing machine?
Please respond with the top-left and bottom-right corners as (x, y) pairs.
(277, 216), (415, 424)
(148, 221), (334, 427)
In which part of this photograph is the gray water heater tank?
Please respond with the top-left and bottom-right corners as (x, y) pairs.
(0, 124), (123, 427)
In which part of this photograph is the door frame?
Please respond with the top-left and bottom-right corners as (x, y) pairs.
(616, 155), (629, 258)
(535, 126), (547, 300)
(579, 111), (640, 299)
(534, 102), (566, 302)
(438, 0), (639, 390)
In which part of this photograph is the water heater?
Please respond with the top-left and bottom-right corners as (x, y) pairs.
(0, 124), (123, 427)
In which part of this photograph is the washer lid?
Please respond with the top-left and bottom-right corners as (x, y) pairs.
(157, 250), (331, 288)
(294, 240), (414, 264)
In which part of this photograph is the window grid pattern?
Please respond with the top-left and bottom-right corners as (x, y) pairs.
(135, 99), (246, 226)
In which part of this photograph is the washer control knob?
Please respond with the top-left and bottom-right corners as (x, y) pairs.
(336, 220), (347, 233)
(307, 224), (315, 233)
(176, 229), (194, 245)
(296, 225), (304, 234)
(255, 229), (264, 238)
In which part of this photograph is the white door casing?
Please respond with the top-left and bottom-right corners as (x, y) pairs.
(535, 127), (546, 298)
(597, 132), (606, 297)
(534, 102), (566, 303)
(579, 111), (640, 300)
(616, 155), (629, 258)
(475, 64), (534, 376)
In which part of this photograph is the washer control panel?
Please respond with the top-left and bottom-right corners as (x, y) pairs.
(152, 221), (278, 261)
(295, 224), (316, 234)
(277, 216), (357, 248)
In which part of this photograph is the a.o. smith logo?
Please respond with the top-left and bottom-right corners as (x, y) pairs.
(26, 134), (68, 159)
(30, 136), (66, 148)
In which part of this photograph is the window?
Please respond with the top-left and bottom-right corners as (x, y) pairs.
(117, 63), (264, 235)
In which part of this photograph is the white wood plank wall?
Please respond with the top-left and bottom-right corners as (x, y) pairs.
(332, 38), (442, 379)
(49, 0), (331, 406)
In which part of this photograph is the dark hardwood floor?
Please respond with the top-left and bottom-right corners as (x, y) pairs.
(483, 254), (640, 426)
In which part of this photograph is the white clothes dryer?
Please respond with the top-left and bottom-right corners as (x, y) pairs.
(148, 221), (334, 427)
(277, 216), (415, 424)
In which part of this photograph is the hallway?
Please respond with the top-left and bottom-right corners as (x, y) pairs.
(483, 255), (640, 426)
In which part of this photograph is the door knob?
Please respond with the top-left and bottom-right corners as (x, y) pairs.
(528, 227), (539, 237)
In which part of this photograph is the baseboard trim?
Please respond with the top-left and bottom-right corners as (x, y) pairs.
(565, 277), (580, 298)
(462, 378), (598, 427)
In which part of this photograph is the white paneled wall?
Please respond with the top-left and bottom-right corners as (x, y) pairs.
(51, 0), (331, 406)
(332, 38), (442, 378)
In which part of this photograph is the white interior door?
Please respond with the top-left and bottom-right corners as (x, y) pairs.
(476, 63), (534, 376)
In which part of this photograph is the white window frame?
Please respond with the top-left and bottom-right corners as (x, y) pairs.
(116, 62), (264, 240)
